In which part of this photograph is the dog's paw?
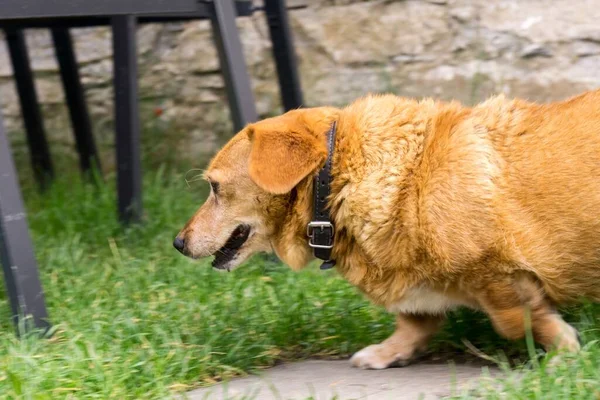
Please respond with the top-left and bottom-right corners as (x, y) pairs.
(350, 344), (411, 370)
(561, 324), (582, 352)
(547, 321), (582, 354)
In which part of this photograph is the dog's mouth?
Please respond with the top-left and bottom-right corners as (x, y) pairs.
(211, 224), (251, 270)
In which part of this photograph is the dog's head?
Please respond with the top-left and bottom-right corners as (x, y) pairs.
(174, 107), (338, 271)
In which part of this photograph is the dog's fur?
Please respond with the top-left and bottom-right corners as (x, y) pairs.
(176, 89), (600, 368)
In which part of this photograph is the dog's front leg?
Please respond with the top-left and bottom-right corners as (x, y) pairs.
(350, 313), (445, 369)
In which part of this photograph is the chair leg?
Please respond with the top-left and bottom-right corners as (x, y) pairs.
(51, 27), (102, 177)
(4, 28), (53, 190)
(211, 0), (258, 132)
(264, 0), (304, 111)
(0, 107), (50, 335)
(112, 15), (142, 224)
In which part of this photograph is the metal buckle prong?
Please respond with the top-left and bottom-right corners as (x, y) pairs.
(307, 221), (334, 249)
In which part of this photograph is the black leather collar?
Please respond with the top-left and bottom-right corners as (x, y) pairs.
(307, 122), (337, 270)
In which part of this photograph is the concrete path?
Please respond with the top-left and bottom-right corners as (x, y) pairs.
(183, 360), (498, 400)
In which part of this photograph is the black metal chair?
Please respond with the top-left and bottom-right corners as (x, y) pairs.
(0, 0), (303, 333)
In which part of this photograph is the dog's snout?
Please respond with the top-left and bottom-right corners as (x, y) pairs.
(173, 236), (185, 253)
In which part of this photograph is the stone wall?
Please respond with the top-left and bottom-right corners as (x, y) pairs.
(2, 0), (600, 167)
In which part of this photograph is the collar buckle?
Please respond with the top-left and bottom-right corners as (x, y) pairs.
(307, 221), (334, 249)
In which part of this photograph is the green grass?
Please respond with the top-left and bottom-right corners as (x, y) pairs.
(0, 167), (598, 399)
(443, 307), (600, 399)
(451, 338), (600, 399)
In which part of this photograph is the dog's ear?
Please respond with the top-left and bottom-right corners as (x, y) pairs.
(247, 124), (327, 194)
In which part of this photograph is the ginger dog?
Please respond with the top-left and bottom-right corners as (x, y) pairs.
(174, 89), (600, 368)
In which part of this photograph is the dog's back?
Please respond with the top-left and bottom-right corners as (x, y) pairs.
(331, 91), (600, 304)
(421, 90), (600, 303)
(493, 90), (600, 302)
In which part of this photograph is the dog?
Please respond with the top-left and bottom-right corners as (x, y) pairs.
(174, 89), (600, 369)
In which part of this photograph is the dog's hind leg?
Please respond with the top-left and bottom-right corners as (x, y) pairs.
(475, 274), (581, 353)
(350, 313), (444, 369)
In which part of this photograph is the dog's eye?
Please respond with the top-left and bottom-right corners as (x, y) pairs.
(210, 181), (220, 195)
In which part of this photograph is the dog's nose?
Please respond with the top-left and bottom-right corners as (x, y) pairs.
(173, 236), (185, 253)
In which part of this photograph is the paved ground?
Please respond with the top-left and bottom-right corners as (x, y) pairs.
(183, 360), (498, 400)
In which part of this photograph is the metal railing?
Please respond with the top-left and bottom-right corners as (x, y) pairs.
(0, 0), (304, 334)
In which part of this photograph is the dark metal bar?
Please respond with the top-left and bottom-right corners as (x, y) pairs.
(0, 2), (255, 29)
(0, 0), (204, 20)
(112, 16), (142, 224)
(264, 0), (304, 111)
(211, 0), (258, 131)
(0, 108), (51, 334)
(4, 28), (54, 189)
(51, 27), (101, 176)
